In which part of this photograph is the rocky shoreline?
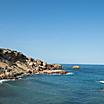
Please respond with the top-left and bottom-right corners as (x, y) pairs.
(0, 48), (68, 79)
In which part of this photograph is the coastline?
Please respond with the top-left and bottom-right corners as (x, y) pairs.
(0, 48), (68, 80)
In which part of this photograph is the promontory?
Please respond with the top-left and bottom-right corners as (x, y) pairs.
(0, 48), (68, 79)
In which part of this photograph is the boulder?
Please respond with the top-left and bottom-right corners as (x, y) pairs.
(72, 65), (80, 69)
(43, 62), (47, 67)
(42, 70), (68, 74)
(52, 64), (62, 69)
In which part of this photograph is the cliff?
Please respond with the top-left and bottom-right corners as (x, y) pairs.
(0, 48), (67, 79)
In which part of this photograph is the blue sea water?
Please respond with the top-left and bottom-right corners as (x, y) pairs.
(0, 64), (104, 104)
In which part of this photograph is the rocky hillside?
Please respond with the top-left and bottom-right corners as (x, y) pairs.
(0, 48), (67, 79)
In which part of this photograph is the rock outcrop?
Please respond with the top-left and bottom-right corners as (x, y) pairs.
(0, 48), (67, 79)
(72, 65), (80, 69)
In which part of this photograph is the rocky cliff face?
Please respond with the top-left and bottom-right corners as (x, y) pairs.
(0, 48), (67, 79)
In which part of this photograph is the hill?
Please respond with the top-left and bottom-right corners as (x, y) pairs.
(0, 48), (67, 79)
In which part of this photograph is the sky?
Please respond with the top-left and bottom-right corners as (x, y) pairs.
(0, 0), (104, 64)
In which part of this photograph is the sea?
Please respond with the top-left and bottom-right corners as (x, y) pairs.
(0, 64), (104, 104)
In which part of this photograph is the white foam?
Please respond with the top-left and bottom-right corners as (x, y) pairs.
(0, 79), (10, 84)
(50, 73), (61, 75)
(0, 79), (16, 84)
(98, 81), (104, 84)
(66, 72), (73, 75)
(50, 72), (73, 75)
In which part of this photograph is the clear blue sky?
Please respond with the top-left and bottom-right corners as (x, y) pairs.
(0, 0), (104, 64)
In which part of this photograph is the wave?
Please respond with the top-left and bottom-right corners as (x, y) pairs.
(50, 72), (74, 75)
(66, 72), (73, 75)
(0, 79), (16, 84)
(98, 80), (104, 84)
(0, 72), (74, 84)
(0, 79), (11, 84)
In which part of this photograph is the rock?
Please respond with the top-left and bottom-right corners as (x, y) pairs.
(43, 62), (47, 67)
(52, 64), (62, 69)
(0, 62), (8, 69)
(28, 62), (33, 66)
(0, 73), (5, 79)
(0, 48), (68, 79)
(72, 65), (80, 69)
(46, 64), (53, 70)
(16, 61), (28, 71)
(27, 69), (33, 74)
(42, 70), (68, 74)
(36, 59), (43, 66)
(28, 57), (34, 62)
